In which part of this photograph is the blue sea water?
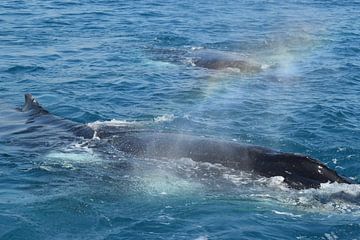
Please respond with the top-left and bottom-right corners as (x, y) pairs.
(1, 0), (360, 239)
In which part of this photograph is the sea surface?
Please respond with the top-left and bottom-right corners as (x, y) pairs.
(1, 0), (360, 239)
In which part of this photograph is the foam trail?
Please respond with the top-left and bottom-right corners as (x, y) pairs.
(88, 114), (177, 129)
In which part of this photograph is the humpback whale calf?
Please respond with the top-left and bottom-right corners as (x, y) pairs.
(190, 49), (266, 72)
(148, 47), (266, 72)
(21, 94), (353, 189)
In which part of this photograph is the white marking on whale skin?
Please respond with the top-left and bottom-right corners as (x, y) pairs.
(318, 165), (323, 174)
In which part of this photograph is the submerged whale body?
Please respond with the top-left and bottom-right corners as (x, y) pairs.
(149, 47), (265, 72)
(193, 59), (260, 71)
(21, 94), (353, 189)
(190, 50), (264, 72)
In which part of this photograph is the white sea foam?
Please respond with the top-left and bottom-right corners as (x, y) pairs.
(222, 171), (254, 186)
(219, 165), (360, 214)
(260, 63), (270, 70)
(319, 181), (360, 196)
(88, 114), (176, 130)
(324, 232), (339, 240)
(191, 46), (204, 51)
(154, 114), (175, 123)
(255, 176), (289, 191)
(139, 168), (202, 196)
(272, 181), (360, 214)
(46, 151), (102, 165)
(44, 147), (103, 171)
(46, 151), (101, 163)
(143, 59), (177, 68)
(272, 210), (302, 218)
(194, 236), (208, 240)
(187, 58), (196, 67)
(289, 182), (360, 206)
(88, 119), (141, 129)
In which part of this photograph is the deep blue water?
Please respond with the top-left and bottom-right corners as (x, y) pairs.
(1, 0), (360, 239)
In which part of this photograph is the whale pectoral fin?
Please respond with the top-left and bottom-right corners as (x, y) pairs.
(21, 93), (48, 114)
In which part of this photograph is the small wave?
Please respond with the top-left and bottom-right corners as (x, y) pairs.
(5, 65), (45, 74)
(88, 119), (142, 129)
(186, 58), (197, 67)
(265, 176), (288, 190)
(88, 114), (177, 129)
(222, 171), (257, 186)
(128, 156), (359, 213)
(191, 46), (204, 51)
(272, 210), (302, 218)
(270, 182), (360, 214)
(46, 151), (101, 163)
(315, 182), (360, 204)
(260, 63), (271, 70)
(44, 149), (103, 171)
(320, 182), (360, 195)
(42, 19), (71, 26)
(154, 114), (175, 123)
(143, 59), (178, 68)
(220, 167), (360, 213)
(194, 236), (208, 240)
(140, 170), (202, 196)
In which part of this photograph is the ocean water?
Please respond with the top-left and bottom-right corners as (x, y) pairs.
(1, 0), (360, 239)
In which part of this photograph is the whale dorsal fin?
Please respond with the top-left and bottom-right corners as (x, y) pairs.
(22, 93), (48, 114)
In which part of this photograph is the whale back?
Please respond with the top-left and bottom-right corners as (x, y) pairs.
(96, 130), (353, 189)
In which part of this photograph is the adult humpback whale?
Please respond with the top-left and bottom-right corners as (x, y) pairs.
(21, 94), (352, 189)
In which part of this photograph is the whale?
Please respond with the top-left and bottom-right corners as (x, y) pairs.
(190, 50), (264, 72)
(192, 58), (263, 72)
(20, 93), (353, 189)
(148, 47), (266, 72)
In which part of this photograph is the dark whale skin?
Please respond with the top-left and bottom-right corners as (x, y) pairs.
(22, 94), (354, 189)
(95, 129), (352, 189)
